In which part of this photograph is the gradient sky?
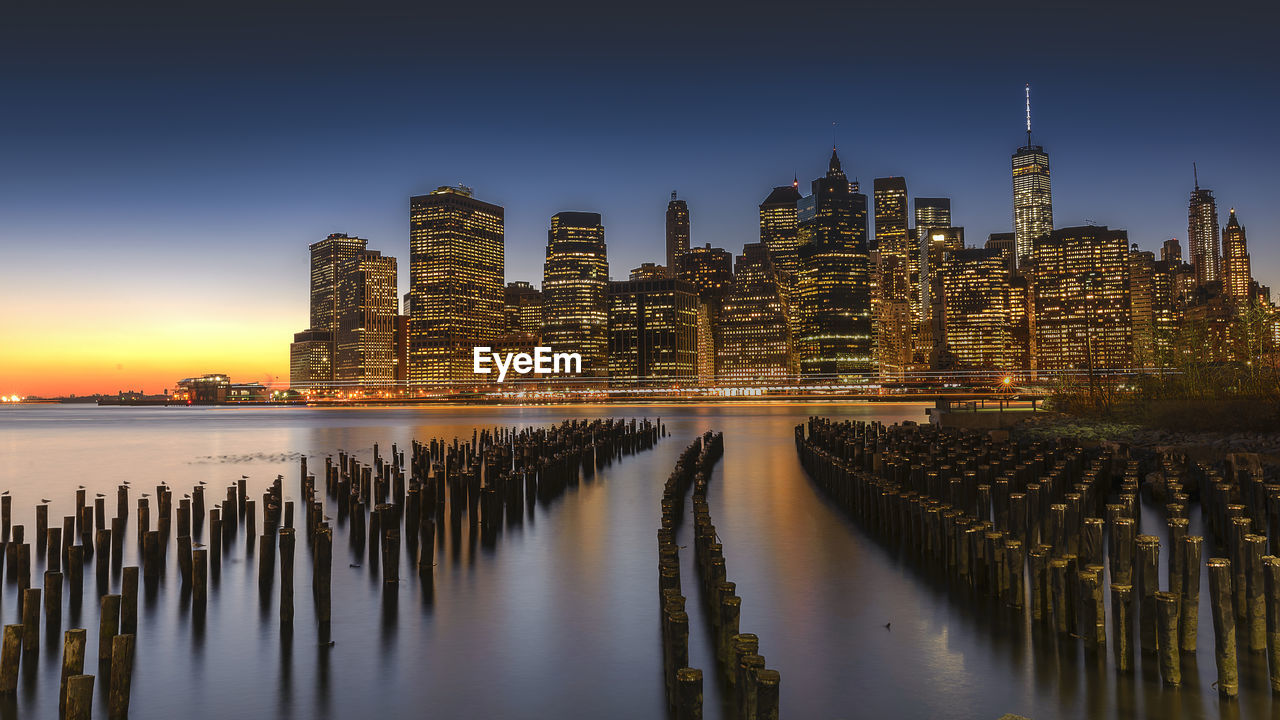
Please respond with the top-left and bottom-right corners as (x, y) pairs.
(2, 0), (1277, 396)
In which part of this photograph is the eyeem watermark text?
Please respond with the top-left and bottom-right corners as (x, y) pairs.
(473, 346), (582, 383)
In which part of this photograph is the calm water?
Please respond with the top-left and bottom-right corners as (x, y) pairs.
(0, 403), (1273, 719)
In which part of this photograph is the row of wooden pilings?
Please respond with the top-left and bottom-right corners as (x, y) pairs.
(659, 431), (780, 720)
(0, 417), (665, 717)
(796, 417), (1280, 700)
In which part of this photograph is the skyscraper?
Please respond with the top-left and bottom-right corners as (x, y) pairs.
(1188, 171), (1220, 287)
(607, 278), (699, 384)
(408, 186), (505, 388)
(940, 248), (1020, 370)
(985, 232), (1017, 274)
(716, 243), (793, 383)
(759, 182), (803, 280)
(1221, 208), (1251, 301)
(1012, 86), (1053, 266)
(290, 329), (333, 392)
(795, 149), (873, 377)
(665, 192), (690, 276)
(542, 212), (609, 377)
(504, 281), (542, 336)
(1031, 226), (1132, 372)
(675, 243), (734, 307)
(335, 250), (399, 390)
(1161, 238), (1183, 264)
(310, 233), (369, 333)
(913, 198), (952, 242)
(873, 177), (909, 257)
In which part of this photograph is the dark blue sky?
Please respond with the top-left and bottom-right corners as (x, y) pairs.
(3, 0), (1278, 330)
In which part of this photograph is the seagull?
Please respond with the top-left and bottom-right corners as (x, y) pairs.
(198, 481), (207, 486)
(141, 493), (150, 498)
(41, 498), (51, 504)
(242, 475), (249, 479)
(884, 622), (891, 630)
(77, 485), (85, 489)
(193, 543), (205, 548)
(96, 493), (105, 498)
(183, 494), (190, 499)
(122, 481), (130, 486)
(349, 563), (361, 568)
(0, 490), (8, 496)
(320, 640), (335, 647)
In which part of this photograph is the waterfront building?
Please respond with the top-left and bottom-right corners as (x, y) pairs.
(759, 182), (803, 280)
(1188, 173), (1220, 287)
(716, 243), (793, 383)
(1012, 86), (1053, 266)
(289, 329), (332, 392)
(542, 212), (609, 377)
(607, 278), (699, 384)
(665, 192), (690, 276)
(335, 250), (400, 390)
(940, 248), (1021, 370)
(1221, 208), (1252, 302)
(504, 281), (542, 337)
(1030, 226), (1132, 372)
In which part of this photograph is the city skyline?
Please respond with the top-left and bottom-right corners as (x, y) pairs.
(3, 1), (1277, 396)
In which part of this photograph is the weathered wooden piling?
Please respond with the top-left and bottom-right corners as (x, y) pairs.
(1111, 584), (1133, 673)
(1246, 533), (1268, 653)
(122, 566), (139, 635)
(21, 588), (40, 651)
(1180, 535), (1202, 652)
(109, 633), (136, 719)
(192, 549), (207, 604)
(279, 527), (295, 623)
(314, 525), (332, 624)
(675, 667), (702, 720)
(0, 626), (20, 693)
(45, 570), (63, 625)
(65, 674), (94, 720)
(1078, 566), (1105, 649)
(1136, 535), (1160, 655)
(99, 593), (121, 661)
(60, 628), (86, 717)
(1155, 591), (1181, 685)
(1264, 555), (1280, 692)
(1208, 558), (1238, 696)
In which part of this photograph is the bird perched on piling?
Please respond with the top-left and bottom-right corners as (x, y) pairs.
(96, 493), (105, 498)
(41, 498), (51, 503)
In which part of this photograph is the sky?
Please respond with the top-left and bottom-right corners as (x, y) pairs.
(2, 0), (1278, 396)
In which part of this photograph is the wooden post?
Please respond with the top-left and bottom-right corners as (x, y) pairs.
(122, 566), (139, 635)
(99, 593), (121, 661)
(0, 626), (20, 694)
(1208, 558), (1238, 697)
(193, 548), (207, 604)
(109, 633), (136, 719)
(675, 667), (702, 720)
(755, 668), (780, 720)
(1264, 555), (1280, 692)
(1155, 591), (1181, 685)
(1111, 584), (1133, 673)
(1136, 535), (1160, 655)
(314, 525), (332, 624)
(279, 527), (295, 623)
(60, 628), (87, 716)
(21, 588), (40, 652)
(65, 674), (94, 720)
(45, 570), (63, 626)
(1246, 533), (1267, 653)
(1180, 535), (1202, 653)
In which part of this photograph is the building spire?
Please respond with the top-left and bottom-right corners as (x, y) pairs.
(1193, 162), (1199, 191)
(1025, 83), (1032, 147)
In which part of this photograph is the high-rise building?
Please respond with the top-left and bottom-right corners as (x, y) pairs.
(335, 250), (399, 390)
(716, 243), (793, 383)
(1161, 238), (1183, 264)
(675, 243), (734, 307)
(873, 177), (909, 257)
(1012, 86), (1053, 266)
(795, 149), (873, 377)
(940, 248), (1021, 371)
(1188, 172), (1220, 287)
(289, 329), (333, 392)
(913, 198), (952, 242)
(986, 232), (1017, 274)
(1127, 245), (1157, 368)
(542, 212), (609, 377)
(631, 263), (668, 281)
(607, 278), (699, 384)
(1030, 226), (1132, 372)
(759, 182), (803, 280)
(310, 233), (369, 333)
(408, 186), (505, 389)
(874, 253), (913, 380)
(665, 192), (690, 277)
(504, 281), (542, 336)
(1149, 259), (1183, 366)
(1221, 208), (1252, 301)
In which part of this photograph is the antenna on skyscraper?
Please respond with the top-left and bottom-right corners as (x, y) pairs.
(1025, 83), (1032, 147)
(1193, 162), (1199, 190)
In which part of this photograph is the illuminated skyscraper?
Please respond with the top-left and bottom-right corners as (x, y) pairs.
(607, 278), (699, 384)
(295, 232), (368, 391)
(716, 243), (793, 383)
(665, 192), (690, 276)
(1030, 226), (1132, 372)
(542, 212), (609, 377)
(290, 329), (333, 392)
(940, 248), (1021, 370)
(874, 253), (913, 380)
(675, 243), (734, 307)
(335, 250), (399, 390)
(1161, 238), (1183, 264)
(504, 281), (542, 336)
(630, 263), (668, 281)
(873, 177), (909, 257)
(310, 233), (369, 333)
(759, 182), (803, 280)
(1221, 209), (1252, 301)
(408, 186), (505, 388)
(1127, 245), (1157, 367)
(795, 149), (873, 377)
(1012, 85), (1053, 266)
(1188, 170), (1220, 287)
(986, 232), (1017, 274)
